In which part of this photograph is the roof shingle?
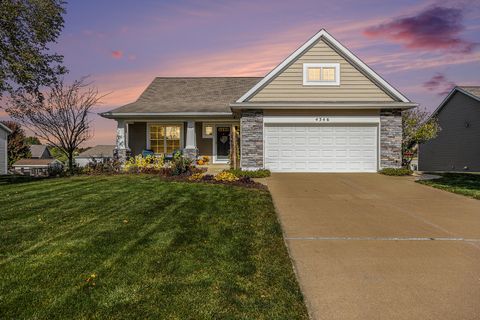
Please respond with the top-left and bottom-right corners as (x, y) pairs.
(104, 77), (262, 114)
(459, 86), (480, 99)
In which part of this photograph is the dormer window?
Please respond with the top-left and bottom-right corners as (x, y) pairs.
(303, 63), (340, 86)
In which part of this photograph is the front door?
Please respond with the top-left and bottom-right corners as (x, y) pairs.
(216, 126), (231, 162)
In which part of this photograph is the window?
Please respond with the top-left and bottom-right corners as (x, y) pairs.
(303, 63), (340, 85)
(203, 123), (213, 138)
(149, 124), (181, 154)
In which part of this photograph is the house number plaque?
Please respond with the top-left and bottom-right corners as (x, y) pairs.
(314, 117), (330, 122)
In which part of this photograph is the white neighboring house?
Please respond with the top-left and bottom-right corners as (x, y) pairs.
(0, 123), (13, 175)
(75, 145), (115, 167)
(12, 145), (63, 176)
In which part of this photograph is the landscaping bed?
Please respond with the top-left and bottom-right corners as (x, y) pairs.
(417, 173), (480, 200)
(0, 175), (308, 319)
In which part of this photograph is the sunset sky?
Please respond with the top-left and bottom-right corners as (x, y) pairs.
(3, 0), (480, 145)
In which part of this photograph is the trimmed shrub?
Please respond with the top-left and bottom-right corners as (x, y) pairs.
(379, 167), (413, 176)
(227, 169), (271, 178)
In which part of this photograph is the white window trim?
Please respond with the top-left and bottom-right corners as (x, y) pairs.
(303, 63), (340, 86)
(202, 123), (214, 139)
(146, 123), (184, 155)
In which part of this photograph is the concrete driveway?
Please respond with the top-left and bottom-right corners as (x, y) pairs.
(266, 173), (480, 320)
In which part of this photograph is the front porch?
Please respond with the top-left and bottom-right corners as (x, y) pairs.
(115, 119), (240, 167)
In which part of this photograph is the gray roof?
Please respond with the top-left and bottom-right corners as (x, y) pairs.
(103, 77), (261, 115)
(29, 145), (51, 158)
(77, 145), (115, 158)
(458, 86), (480, 100)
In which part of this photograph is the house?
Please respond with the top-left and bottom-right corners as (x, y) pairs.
(0, 123), (13, 175)
(29, 145), (52, 159)
(419, 86), (480, 172)
(100, 29), (416, 172)
(75, 145), (115, 167)
(12, 145), (63, 176)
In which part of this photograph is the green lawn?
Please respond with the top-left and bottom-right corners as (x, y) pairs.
(0, 175), (308, 319)
(418, 173), (480, 200)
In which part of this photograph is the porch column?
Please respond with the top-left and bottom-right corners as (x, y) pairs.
(184, 120), (197, 160)
(115, 119), (129, 162)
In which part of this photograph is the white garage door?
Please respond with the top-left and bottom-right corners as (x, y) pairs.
(264, 123), (378, 172)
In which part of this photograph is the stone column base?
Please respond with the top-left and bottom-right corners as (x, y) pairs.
(183, 148), (197, 161)
(114, 148), (129, 162)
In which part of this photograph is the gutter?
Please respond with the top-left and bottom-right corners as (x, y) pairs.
(99, 112), (234, 119)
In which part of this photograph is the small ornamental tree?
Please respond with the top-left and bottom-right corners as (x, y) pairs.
(1, 121), (30, 167)
(402, 108), (440, 167)
(6, 78), (104, 174)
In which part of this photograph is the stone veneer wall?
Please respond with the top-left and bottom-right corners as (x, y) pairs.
(240, 110), (264, 169)
(380, 109), (402, 168)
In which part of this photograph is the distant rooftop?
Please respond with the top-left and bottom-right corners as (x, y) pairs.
(13, 158), (58, 166)
(77, 145), (115, 158)
(29, 145), (51, 159)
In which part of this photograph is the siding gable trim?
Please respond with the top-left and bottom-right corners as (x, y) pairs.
(236, 29), (410, 103)
(430, 86), (480, 119)
(0, 123), (13, 134)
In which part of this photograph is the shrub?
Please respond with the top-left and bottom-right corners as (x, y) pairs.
(214, 171), (238, 182)
(83, 159), (122, 175)
(238, 176), (254, 184)
(169, 151), (194, 176)
(227, 169), (271, 178)
(379, 167), (413, 176)
(124, 155), (164, 174)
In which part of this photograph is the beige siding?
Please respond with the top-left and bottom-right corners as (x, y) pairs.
(250, 39), (394, 102)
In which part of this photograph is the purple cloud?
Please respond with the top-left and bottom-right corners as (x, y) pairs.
(423, 73), (456, 96)
(364, 6), (477, 53)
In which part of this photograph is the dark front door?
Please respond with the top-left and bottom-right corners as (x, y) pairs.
(216, 126), (231, 161)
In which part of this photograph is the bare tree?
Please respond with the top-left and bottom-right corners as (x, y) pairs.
(6, 78), (104, 173)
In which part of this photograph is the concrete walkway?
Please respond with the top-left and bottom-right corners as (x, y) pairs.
(265, 173), (480, 320)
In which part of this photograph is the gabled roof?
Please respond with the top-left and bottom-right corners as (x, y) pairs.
(29, 145), (51, 159)
(101, 77), (262, 117)
(236, 29), (410, 103)
(430, 86), (480, 117)
(76, 145), (115, 158)
(0, 122), (13, 134)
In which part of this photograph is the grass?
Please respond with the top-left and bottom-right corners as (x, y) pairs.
(418, 173), (480, 199)
(0, 175), (308, 319)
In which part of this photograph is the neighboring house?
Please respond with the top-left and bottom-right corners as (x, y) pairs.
(75, 145), (115, 167)
(419, 86), (480, 172)
(101, 29), (416, 172)
(12, 144), (63, 176)
(12, 158), (63, 176)
(29, 145), (52, 159)
(0, 123), (13, 175)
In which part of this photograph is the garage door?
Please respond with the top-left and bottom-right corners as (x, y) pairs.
(264, 123), (378, 172)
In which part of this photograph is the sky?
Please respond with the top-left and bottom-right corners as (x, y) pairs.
(3, 0), (480, 146)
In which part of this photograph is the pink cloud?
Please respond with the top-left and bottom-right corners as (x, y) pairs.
(423, 73), (456, 96)
(111, 50), (123, 59)
(364, 6), (477, 53)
